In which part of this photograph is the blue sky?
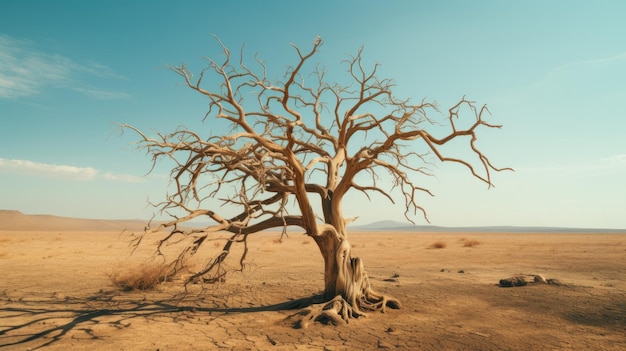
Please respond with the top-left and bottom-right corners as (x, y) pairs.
(1, 0), (625, 229)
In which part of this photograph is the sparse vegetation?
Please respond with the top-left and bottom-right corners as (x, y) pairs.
(430, 241), (447, 249)
(108, 263), (171, 291)
(463, 239), (481, 247)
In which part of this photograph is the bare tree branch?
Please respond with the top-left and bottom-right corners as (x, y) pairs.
(122, 37), (510, 321)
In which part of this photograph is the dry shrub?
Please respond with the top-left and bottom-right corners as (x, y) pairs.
(463, 240), (481, 247)
(108, 263), (170, 291)
(430, 241), (447, 249)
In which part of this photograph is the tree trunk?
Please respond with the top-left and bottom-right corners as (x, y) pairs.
(294, 224), (400, 327)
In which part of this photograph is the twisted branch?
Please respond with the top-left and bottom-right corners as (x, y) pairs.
(121, 36), (510, 289)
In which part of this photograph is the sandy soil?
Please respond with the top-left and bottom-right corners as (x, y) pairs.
(1, 229), (625, 350)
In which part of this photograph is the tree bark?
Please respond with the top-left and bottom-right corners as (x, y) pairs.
(294, 223), (400, 327)
(313, 225), (344, 300)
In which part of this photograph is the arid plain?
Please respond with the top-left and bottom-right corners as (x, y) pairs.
(1, 210), (625, 350)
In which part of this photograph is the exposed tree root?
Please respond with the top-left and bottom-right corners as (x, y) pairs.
(360, 289), (402, 313)
(290, 296), (361, 328)
(284, 234), (401, 328)
(288, 292), (401, 329)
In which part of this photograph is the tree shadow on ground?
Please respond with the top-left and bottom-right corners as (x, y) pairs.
(489, 283), (626, 333)
(0, 289), (322, 350)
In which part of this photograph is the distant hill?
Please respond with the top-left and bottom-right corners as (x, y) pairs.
(1, 210), (624, 233)
(0, 210), (148, 232)
(350, 220), (626, 234)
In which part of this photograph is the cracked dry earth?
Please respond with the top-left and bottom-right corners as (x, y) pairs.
(1, 230), (625, 350)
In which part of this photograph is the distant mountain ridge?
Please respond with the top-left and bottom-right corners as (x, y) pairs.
(1, 210), (624, 233)
(351, 220), (626, 234)
(0, 210), (148, 232)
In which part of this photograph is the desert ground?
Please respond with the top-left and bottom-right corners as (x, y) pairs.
(1, 215), (625, 350)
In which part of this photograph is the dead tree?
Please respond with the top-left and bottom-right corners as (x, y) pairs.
(122, 36), (510, 327)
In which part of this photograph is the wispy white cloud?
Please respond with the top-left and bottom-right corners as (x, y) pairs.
(0, 158), (143, 182)
(0, 36), (71, 98)
(0, 34), (129, 100)
(604, 154), (626, 164)
(72, 87), (131, 100)
(102, 172), (145, 183)
(0, 158), (98, 180)
(553, 52), (626, 72)
(79, 62), (129, 81)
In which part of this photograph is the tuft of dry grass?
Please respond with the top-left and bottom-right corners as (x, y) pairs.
(463, 239), (481, 247)
(108, 263), (171, 291)
(430, 241), (447, 249)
